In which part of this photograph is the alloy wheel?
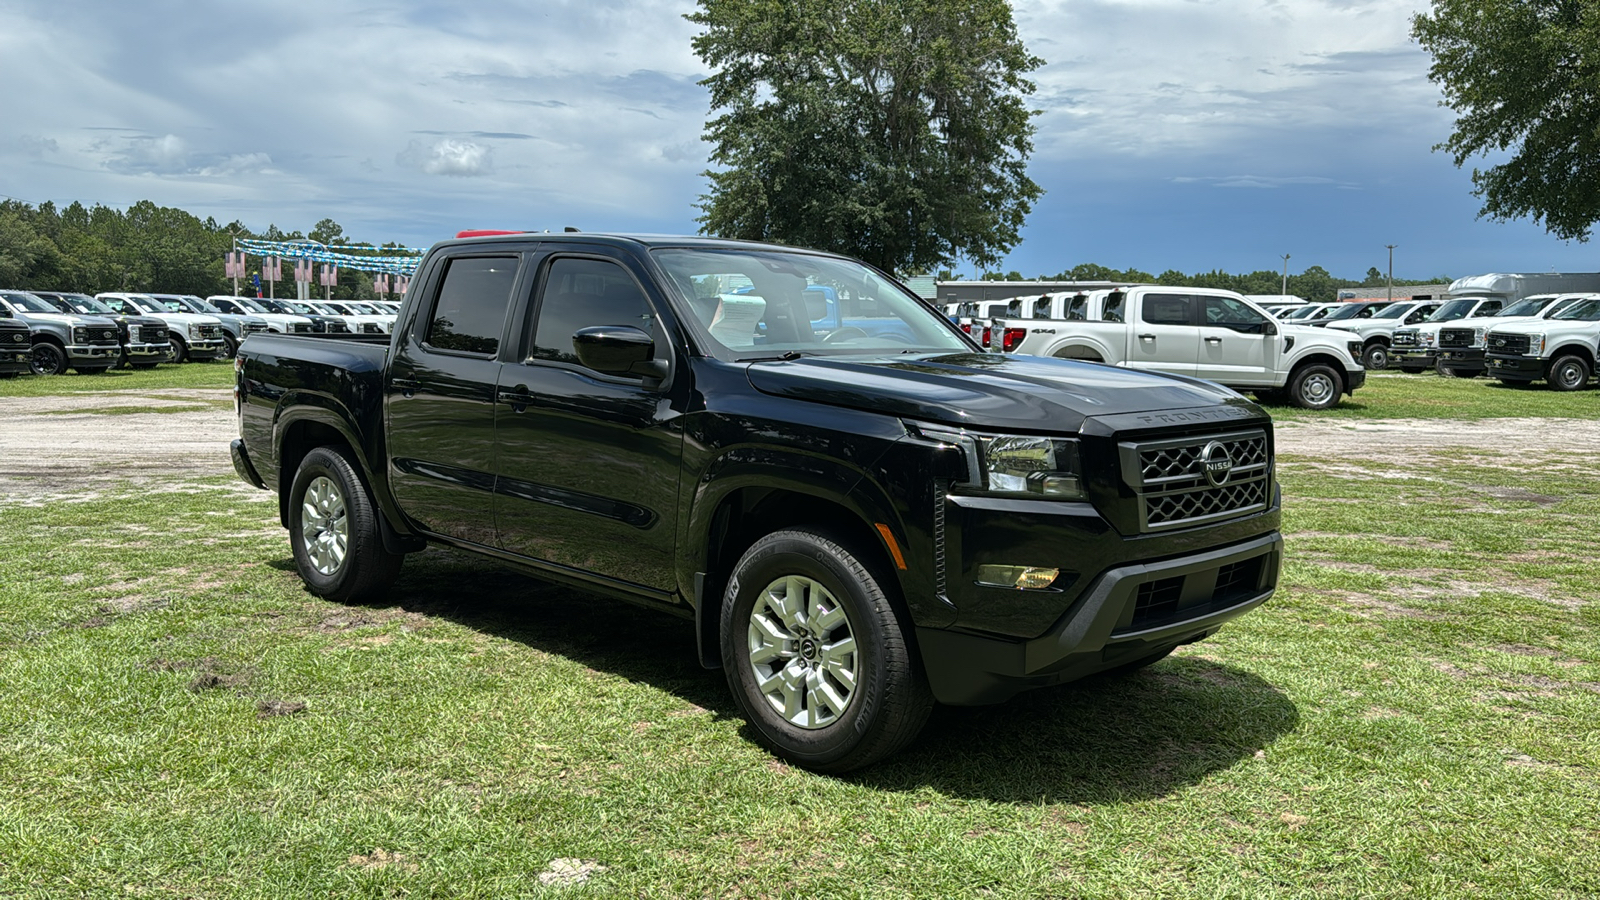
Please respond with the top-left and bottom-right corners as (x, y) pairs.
(746, 575), (858, 729)
(300, 475), (348, 575)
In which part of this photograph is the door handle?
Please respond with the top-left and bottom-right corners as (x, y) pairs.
(391, 377), (419, 397)
(1205, 336), (1223, 345)
(1139, 334), (1156, 342)
(497, 384), (530, 412)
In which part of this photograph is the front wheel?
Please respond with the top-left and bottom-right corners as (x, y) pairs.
(168, 338), (188, 364)
(1547, 355), (1591, 391)
(1361, 343), (1390, 370)
(30, 342), (67, 376)
(220, 334), (239, 360)
(1288, 363), (1342, 410)
(721, 528), (932, 773)
(287, 446), (404, 604)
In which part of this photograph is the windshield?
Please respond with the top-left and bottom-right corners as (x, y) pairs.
(277, 301), (317, 315)
(228, 297), (270, 313)
(66, 295), (116, 315)
(0, 291), (65, 313)
(651, 248), (970, 360)
(1323, 302), (1385, 321)
(1428, 298), (1478, 321)
(1497, 297), (1550, 317)
(1372, 303), (1415, 319)
(1552, 298), (1600, 321)
(184, 296), (223, 314)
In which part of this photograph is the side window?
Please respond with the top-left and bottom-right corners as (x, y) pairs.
(1478, 301), (1502, 315)
(1101, 292), (1126, 323)
(1202, 296), (1269, 333)
(1356, 306), (1377, 318)
(1141, 293), (1192, 326)
(1033, 296), (1052, 318)
(425, 256), (518, 355)
(532, 257), (656, 367)
(1407, 305), (1436, 324)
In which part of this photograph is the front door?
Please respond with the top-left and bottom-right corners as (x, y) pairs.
(1195, 295), (1278, 386)
(385, 252), (524, 545)
(492, 250), (684, 593)
(1127, 292), (1199, 377)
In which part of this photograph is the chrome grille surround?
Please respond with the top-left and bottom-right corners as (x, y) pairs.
(1391, 330), (1420, 349)
(1118, 429), (1272, 532)
(243, 322), (269, 334)
(1488, 333), (1529, 355)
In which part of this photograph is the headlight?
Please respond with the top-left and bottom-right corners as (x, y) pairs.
(1526, 333), (1545, 356)
(188, 324), (203, 339)
(1471, 327), (1487, 348)
(1420, 332), (1437, 347)
(72, 326), (89, 343)
(911, 424), (1086, 499)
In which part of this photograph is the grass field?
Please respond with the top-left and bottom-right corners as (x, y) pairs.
(0, 367), (1597, 897)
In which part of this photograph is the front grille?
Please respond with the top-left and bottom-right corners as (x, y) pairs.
(1125, 555), (1268, 632)
(94, 328), (118, 344)
(1392, 330), (1419, 349)
(362, 322), (384, 334)
(139, 325), (167, 344)
(1119, 429), (1272, 532)
(290, 322), (311, 333)
(243, 322), (269, 334)
(5, 331), (25, 345)
(198, 325), (222, 339)
(1133, 577), (1183, 623)
(1488, 333), (1529, 355)
(327, 321), (351, 334)
(1439, 328), (1473, 348)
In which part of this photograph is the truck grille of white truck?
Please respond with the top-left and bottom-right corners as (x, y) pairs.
(1118, 430), (1272, 532)
(1439, 329), (1473, 348)
(1487, 333), (1529, 355)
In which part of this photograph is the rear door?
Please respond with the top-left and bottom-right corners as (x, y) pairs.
(1126, 291), (1199, 376)
(490, 247), (685, 593)
(384, 249), (527, 545)
(1195, 294), (1278, 386)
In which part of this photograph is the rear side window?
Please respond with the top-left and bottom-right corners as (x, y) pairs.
(1033, 296), (1052, 318)
(532, 257), (656, 366)
(425, 257), (518, 355)
(1141, 293), (1192, 326)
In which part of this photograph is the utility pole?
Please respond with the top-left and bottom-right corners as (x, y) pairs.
(1281, 254), (1291, 297)
(1386, 244), (1397, 301)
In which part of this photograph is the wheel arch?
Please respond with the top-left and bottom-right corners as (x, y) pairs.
(1048, 338), (1111, 362)
(1288, 352), (1352, 393)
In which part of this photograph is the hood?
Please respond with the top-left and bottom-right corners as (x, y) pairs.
(745, 352), (1256, 432)
(252, 313), (312, 326)
(1486, 318), (1599, 335)
(12, 311), (118, 329)
(146, 312), (222, 326)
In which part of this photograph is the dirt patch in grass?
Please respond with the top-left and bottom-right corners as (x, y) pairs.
(257, 699), (307, 718)
(1276, 417), (1600, 467)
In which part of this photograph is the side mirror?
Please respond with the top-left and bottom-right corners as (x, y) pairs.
(1263, 320), (1278, 336)
(573, 326), (666, 380)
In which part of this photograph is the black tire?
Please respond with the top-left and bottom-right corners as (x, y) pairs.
(721, 527), (932, 773)
(1252, 389), (1285, 404)
(1435, 358), (1455, 377)
(1398, 365), (1428, 374)
(1287, 363), (1342, 410)
(1546, 355), (1591, 392)
(287, 446), (404, 604)
(30, 342), (67, 376)
(220, 334), (239, 360)
(169, 337), (188, 364)
(1361, 342), (1390, 370)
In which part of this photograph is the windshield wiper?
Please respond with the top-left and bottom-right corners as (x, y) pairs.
(738, 350), (810, 362)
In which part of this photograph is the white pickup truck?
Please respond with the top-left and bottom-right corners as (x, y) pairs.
(1482, 296), (1600, 389)
(1321, 299), (1442, 370)
(1433, 294), (1594, 377)
(1000, 286), (1366, 409)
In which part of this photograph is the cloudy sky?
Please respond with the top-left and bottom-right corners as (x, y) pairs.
(1, 0), (1590, 281)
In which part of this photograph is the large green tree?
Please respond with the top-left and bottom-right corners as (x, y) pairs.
(688, 0), (1043, 274)
(1413, 0), (1600, 240)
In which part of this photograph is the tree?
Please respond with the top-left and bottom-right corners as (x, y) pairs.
(688, 0), (1043, 275)
(1413, 1), (1600, 240)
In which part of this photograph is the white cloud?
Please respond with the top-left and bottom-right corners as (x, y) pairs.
(397, 139), (494, 177)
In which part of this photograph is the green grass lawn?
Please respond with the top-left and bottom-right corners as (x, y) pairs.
(0, 360), (234, 397)
(1265, 370), (1600, 422)
(0, 376), (1597, 897)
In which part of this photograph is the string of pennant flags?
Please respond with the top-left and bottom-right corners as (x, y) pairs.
(225, 239), (425, 295)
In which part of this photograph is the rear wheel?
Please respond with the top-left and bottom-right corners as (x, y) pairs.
(1361, 342), (1390, 370)
(1547, 355), (1591, 392)
(169, 338), (188, 364)
(30, 342), (67, 376)
(288, 446), (404, 604)
(721, 527), (932, 773)
(1288, 363), (1342, 410)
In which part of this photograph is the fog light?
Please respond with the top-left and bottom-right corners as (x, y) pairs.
(977, 565), (1060, 590)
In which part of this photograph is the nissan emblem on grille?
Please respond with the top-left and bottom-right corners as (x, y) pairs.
(1200, 441), (1234, 486)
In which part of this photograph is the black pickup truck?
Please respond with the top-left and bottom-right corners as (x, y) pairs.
(232, 233), (1283, 771)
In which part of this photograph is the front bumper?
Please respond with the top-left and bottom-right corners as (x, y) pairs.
(1439, 348), (1486, 371)
(917, 531), (1283, 705)
(65, 344), (122, 367)
(1393, 348), (1438, 367)
(123, 341), (173, 362)
(1485, 354), (1543, 377)
(0, 347), (31, 374)
(1345, 367), (1366, 392)
(185, 339), (226, 360)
